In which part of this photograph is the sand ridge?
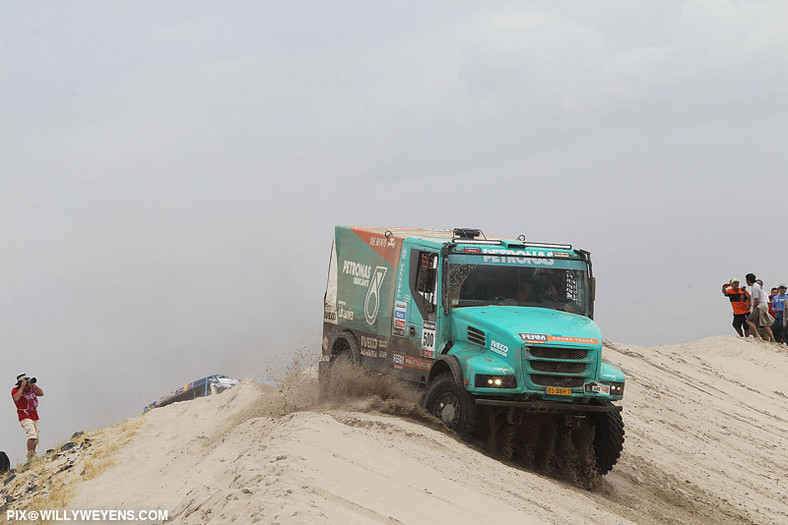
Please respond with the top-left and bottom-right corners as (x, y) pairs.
(9, 336), (785, 524)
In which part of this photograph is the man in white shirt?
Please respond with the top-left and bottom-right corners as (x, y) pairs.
(745, 273), (775, 341)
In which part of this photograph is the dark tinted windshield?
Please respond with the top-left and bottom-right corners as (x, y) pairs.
(447, 262), (591, 316)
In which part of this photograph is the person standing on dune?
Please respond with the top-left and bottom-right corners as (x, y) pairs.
(745, 273), (775, 342)
(721, 278), (751, 337)
(771, 285), (787, 343)
(11, 373), (44, 463)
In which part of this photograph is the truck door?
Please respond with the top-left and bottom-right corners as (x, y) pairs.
(390, 247), (443, 383)
(408, 250), (439, 360)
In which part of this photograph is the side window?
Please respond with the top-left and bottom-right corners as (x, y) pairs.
(410, 250), (438, 318)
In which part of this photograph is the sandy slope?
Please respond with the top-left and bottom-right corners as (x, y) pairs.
(65, 336), (787, 524)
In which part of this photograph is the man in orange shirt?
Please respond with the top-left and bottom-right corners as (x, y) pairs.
(722, 278), (751, 337)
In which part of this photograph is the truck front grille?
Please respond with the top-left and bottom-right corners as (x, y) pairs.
(530, 375), (585, 388)
(525, 345), (591, 389)
(530, 361), (587, 374)
(528, 346), (587, 360)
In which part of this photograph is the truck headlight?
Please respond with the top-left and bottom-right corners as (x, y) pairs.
(604, 382), (625, 396)
(474, 375), (517, 388)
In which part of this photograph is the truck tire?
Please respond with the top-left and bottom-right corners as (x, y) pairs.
(593, 402), (625, 474)
(424, 374), (476, 440)
(329, 331), (359, 365)
(318, 332), (360, 400)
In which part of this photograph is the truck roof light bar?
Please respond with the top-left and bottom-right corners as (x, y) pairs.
(522, 242), (573, 250)
(454, 239), (503, 245)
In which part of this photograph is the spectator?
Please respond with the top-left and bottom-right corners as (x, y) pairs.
(772, 285), (787, 343)
(745, 273), (775, 341)
(721, 278), (751, 337)
(769, 287), (778, 317)
(11, 374), (44, 463)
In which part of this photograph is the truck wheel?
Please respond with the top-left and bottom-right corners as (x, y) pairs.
(329, 332), (359, 365)
(593, 402), (625, 474)
(318, 332), (359, 400)
(424, 374), (475, 440)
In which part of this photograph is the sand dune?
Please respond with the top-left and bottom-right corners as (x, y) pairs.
(5, 336), (787, 524)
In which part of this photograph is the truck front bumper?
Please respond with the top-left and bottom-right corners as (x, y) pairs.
(475, 399), (622, 414)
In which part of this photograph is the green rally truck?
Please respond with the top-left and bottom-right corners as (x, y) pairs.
(321, 226), (625, 474)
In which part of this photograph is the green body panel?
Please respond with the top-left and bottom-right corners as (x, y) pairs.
(329, 227), (398, 335)
(600, 359), (626, 383)
(448, 306), (621, 401)
(323, 226), (625, 403)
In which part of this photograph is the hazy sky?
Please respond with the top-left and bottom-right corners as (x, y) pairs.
(2, 1), (787, 462)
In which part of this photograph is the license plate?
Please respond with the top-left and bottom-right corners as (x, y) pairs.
(546, 386), (572, 396)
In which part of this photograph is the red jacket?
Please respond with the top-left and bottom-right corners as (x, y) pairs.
(11, 386), (39, 421)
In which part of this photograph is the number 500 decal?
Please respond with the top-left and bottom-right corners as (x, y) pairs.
(421, 321), (436, 358)
(365, 266), (388, 325)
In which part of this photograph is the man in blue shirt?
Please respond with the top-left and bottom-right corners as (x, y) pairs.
(772, 284), (787, 343)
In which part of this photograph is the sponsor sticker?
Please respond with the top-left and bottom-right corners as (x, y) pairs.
(368, 235), (398, 250)
(518, 333), (599, 345)
(369, 236), (388, 248)
(392, 301), (408, 336)
(337, 301), (354, 321)
(392, 353), (405, 369)
(421, 321), (436, 358)
(404, 355), (431, 371)
(490, 340), (509, 357)
(360, 336), (387, 358)
(481, 248), (555, 266)
(519, 333), (548, 343)
(343, 259), (372, 287)
(365, 266), (388, 325)
(360, 335), (378, 350)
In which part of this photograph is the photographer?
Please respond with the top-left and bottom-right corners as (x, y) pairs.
(11, 373), (44, 463)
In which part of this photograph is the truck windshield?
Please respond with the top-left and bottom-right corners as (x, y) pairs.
(447, 257), (591, 316)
